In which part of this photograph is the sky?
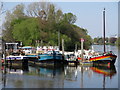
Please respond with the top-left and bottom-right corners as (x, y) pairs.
(118, 1), (120, 37)
(0, 0), (118, 38)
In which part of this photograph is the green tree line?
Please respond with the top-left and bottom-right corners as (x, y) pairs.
(116, 37), (120, 46)
(93, 37), (119, 46)
(2, 2), (92, 51)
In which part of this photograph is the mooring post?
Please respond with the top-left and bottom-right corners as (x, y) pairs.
(22, 59), (28, 71)
(34, 59), (35, 64)
(10, 58), (12, 67)
(81, 38), (84, 62)
(3, 43), (7, 66)
(62, 39), (64, 56)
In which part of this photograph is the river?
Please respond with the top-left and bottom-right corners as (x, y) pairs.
(0, 45), (119, 89)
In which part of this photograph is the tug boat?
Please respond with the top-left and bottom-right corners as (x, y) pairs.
(88, 8), (117, 65)
(89, 51), (117, 65)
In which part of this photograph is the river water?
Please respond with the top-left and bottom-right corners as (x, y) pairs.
(0, 45), (119, 89)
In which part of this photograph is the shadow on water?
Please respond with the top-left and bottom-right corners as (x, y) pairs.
(1, 62), (117, 88)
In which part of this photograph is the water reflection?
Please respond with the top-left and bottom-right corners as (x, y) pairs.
(28, 65), (64, 78)
(90, 65), (116, 88)
(90, 65), (116, 77)
(64, 66), (78, 81)
(1, 64), (117, 88)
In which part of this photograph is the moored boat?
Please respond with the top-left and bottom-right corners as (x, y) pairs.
(6, 55), (29, 60)
(89, 51), (117, 65)
(88, 8), (117, 65)
(27, 50), (67, 67)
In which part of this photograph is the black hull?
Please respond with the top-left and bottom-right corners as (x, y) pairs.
(92, 59), (116, 67)
(28, 59), (68, 67)
(93, 59), (116, 64)
(91, 54), (117, 66)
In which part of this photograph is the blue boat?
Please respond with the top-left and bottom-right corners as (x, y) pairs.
(26, 51), (63, 61)
(38, 51), (63, 61)
(26, 50), (67, 66)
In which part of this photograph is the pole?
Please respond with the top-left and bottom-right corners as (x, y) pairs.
(58, 31), (60, 50)
(0, 2), (4, 58)
(75, 44), (77, 58)
(41, 40), (43, 47)
(81, 66), (83, 88)
(75, 44), (77, 52)
(103, 8), (106, 53)
(81, 38), (84, 61)
(4, 43), (6, 65)
(62, 39), (64, 55)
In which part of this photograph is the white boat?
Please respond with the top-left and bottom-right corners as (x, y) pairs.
(6, 55), (29, 60)
(21, 46), (36, 55)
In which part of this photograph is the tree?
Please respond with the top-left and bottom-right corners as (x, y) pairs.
(116, 37), (120, 46)
(3, 11), (15, 42)
(12, 18), (40, 45)
(12, 3), (25, 19)
(109, 37), (117, 45)
(55, 9), (63, 23)
(26, 2), (50, 19)
(3, 4), (25, 42)
(3, 2), (93, 51)
(63, 13), (76, 24)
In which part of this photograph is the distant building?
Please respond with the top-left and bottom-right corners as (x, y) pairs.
(110, 37), (117, 44)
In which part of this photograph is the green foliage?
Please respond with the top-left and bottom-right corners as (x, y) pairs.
(63, 13), (76, 24)
(84, 35), (93, 49)
(12, 18), (40, 45)
(93, 37), (117, 45)
(2, 4), (26, 42)
(93, 37), (103, 45)
(12, 3), (25, 19)
(3, 2), (93, 51)
(116, 37), (120, 46)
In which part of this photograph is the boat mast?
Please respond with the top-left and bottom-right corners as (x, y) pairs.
(103, 8), (106, 53)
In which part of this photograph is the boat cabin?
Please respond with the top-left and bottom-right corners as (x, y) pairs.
(21, 46), (36, 55)
(5, 43), (18, 51)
